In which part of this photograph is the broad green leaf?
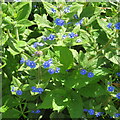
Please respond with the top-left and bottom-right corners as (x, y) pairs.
(54, 46), (73, 70)
(105, 104), (118, 117)
(67, 92), (83, 118)
(2, 109), (21, 118)
(79, 83), (107, 97)
(16, 3), (32, 21)
(37, 92), (53, 109)
(34, 14), (51, 28)
(0, 105), (9, 113)
(12, 76), (22, 87)
(16, 41), (27, 47)
(16, 19), (34, 27)
(52, 99), (65, 112)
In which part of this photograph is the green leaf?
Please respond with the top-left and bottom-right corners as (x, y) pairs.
(2, 109), (21, 118)
(79, 83), (107, 97)
(67, 92), (83, 118)
(12, 76), (22, 87)
(34, 14), (51, 28)
(16, 41), (27, 47)
(16, 19), (34, 27)
(105, 104), (118, 117)
(0, 105), (9, 113)
(16, 3), (32, 21)
(97, 18), (113, 35)
(54, 46), (73, 70)
(37, 92), (53, 109)
(52, 99), (65, 112)
(81, 5), (95, 17)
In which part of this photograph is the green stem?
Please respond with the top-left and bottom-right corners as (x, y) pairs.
(38, 57), (42, 84)
(15, 27), (19, 41)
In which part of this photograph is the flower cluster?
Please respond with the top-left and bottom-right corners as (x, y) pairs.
(88, 109), (94, 115)
(51, 8), (56, 13)
(107, 22), (120, 30)
(64, 6), (70, 13)
(16, 90), (22, 95)
(114, 113), (120, 118)
(73, 14), (78, 19)
(80, 69), (94, 78)
(116, 93), (120, 99)
(43, 59), (53, 68)
(48, 67), (60, 74)
(26, 60), (36, 68)
(107, 86), (115, 92)
(83, 109), (104, 117)
(54, 18), (65, 26)
(11, 87), (22, 95)
(20, 58), (36, 68)
(32, 42), (44, 48)
(76, 39), (82, 43)
(62, 32), (78, 39)
(75, 18), (84, 26)
(31, 86), (44, 94)
(32, 51), (43, 57)
(116, 72), (120, 77)
(31, 110), (41, 114)
(42, 34), (56, 41)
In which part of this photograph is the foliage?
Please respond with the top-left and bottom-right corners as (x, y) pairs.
(1, 1), (120, 119)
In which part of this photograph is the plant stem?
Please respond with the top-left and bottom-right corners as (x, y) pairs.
(15, 27), (19, 41)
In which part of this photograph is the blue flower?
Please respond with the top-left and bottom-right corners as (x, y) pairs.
(116, 93), (120, 99)
(114, 113), (120, 118)
(62, 35), (67, 39)
(34, 5), (37, 8)
(107, 23), (112, 28)
(75, 22), (80, 26)
(48, 34), (55, 40)
(16, 90), (22, 95)
(54, 18), (65, 26)
(80, 69), (87, 75)
(42, 36), (48, 41)
(43, 59), (53, 68)
(31, 86), (37, 92)
(79, 19), (84, 25)
(29, 61), (36, 68)
(64, 7), (70, 13)
(48, 68), (55, 74)
(87, 72), (94, 78)
(95, 112), (103, 117)
(33, 42), (44, 48)
(66, 22), (72, 25)
(68, 32), (76, 38)
(55, 67), (60, 73)
(83, 109), (88, 112)
(11, 87), (15, 92)
(35, 110), (41, 113)
(107, 86), (115, 92)
(75, 19), (84, 25)
(76, 39), (82, 43)
(74, 14), (78, 19)
(37, 88), (44, 94)
(31, 110), (35, 113)
(26, 60), (31, 66)
(14, 0), (21, 2)
(115, 22), (120, 30)
(37, 42), (44, 46)
(88, 109), (94, 115)
(51, 8), (56, 13)
(20, 58), (25, 64)
(33, 42), (39, 48)
(116, 72), (120, 77)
